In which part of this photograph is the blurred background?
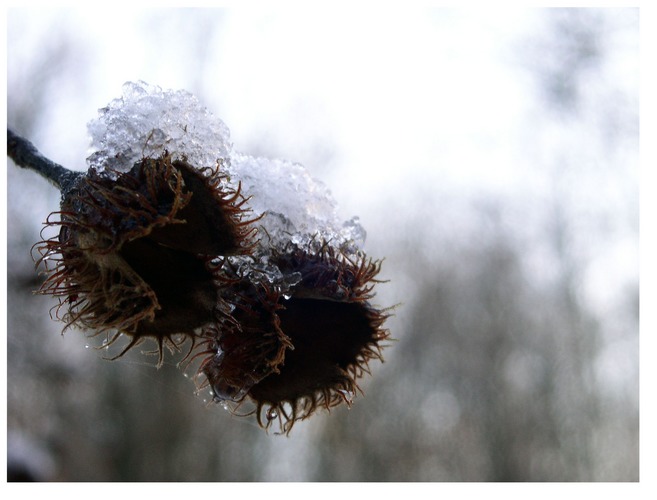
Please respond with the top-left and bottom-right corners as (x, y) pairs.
(6, 7), (639, 481)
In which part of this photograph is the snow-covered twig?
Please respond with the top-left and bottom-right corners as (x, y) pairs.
(7, 129), (81, 192)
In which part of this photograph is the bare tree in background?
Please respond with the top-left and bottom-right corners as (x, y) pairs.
(309, 8), (638, 482)
(6, 8), (638, 481)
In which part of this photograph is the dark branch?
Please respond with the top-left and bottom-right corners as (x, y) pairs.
(7, 129), (82, 192)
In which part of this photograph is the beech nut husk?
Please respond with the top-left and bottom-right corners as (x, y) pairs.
(200, 244), (390, 433)
(34, 154), (256, 364)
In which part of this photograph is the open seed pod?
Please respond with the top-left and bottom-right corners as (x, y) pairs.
(33, 153), (257, 364)
(200, 282), (293, 403)
(201, 243), (390, 433)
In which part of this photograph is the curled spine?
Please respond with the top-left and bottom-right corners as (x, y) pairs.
(193, 159), (264, 253)
(199, 283), (294, 402)
(253, 243), (391, 434)
(31, 154), (261, 366)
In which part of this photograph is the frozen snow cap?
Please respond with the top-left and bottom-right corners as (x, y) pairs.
(87, 81), (231, 174)
(85, 81), (366, 254)
(229, 153), (365, 252)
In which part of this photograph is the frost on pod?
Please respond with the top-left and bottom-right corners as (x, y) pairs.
(33, 81), (390, 432)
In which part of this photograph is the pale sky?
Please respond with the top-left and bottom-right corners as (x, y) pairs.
(5, 4), (643, 402)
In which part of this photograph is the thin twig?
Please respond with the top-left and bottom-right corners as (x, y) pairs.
(7, 129), (82, 192)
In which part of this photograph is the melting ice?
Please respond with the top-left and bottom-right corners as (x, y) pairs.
(85, 81), (367, 256)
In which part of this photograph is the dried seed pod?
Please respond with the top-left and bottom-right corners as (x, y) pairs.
(34, 153), (257, 364)
(200, 283), (293, 403)
(201, 243), (390, 433)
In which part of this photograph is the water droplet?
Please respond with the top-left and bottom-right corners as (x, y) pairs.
(338, 389), (354, 404)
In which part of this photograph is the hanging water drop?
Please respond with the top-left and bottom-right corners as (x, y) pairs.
(338, 389), (355, 404)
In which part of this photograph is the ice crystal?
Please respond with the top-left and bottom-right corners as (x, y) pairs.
(86, 81), (231, 176)
(86, 80), (367, 258)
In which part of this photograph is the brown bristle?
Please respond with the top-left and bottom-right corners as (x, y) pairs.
(250, 297), (389, 433)
(198, 243), (390, 433)
(201, 285), (293, 403)
(33, 154), (258, 365)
